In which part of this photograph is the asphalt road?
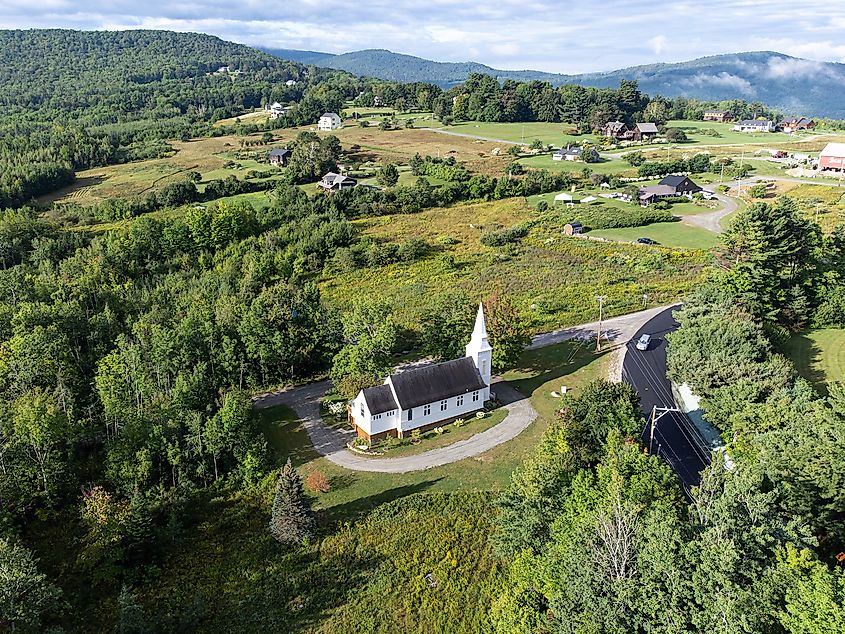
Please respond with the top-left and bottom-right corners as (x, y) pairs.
(622, 306), (711, 490)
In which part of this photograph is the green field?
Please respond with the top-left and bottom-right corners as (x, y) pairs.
(783, 328), (845, 393)
(589, 221), (720, 249)
(431, 120), (590, 146)
(664, 119), (798, 145)
(520, 153), (634, 175)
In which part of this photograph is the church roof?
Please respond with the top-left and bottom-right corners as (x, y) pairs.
(389, 357), (487, 410)
(361, 384), (397, 415)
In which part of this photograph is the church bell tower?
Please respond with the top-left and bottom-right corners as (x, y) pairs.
(465, 303), (493, 386)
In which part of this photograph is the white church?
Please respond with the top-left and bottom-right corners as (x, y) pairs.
(349, 304), (494, 442)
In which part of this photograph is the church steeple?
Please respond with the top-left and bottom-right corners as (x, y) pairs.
(466, 303), (493, 385)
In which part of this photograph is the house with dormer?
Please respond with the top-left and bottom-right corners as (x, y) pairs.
(349, 304), (494, 441)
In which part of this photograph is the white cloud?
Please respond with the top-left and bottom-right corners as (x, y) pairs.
(683, 72), (756, 95)
(1, 1), (845, 73)
(649, 35), (668, 55)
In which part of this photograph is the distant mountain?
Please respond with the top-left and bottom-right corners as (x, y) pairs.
(263, 48), (845, 118)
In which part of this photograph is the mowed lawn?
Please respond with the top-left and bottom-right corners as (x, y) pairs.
(589, 221), (720, 249)
(520, 153), (635, 175)
(431, 120), (591, 146)
(664, 119), (798, 145)
(783, 328), (845, 394)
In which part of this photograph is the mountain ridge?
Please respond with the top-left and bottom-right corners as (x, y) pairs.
(261, 47), (845, 118)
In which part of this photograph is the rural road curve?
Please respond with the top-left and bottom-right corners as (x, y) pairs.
(254, 304), (673, 472)
(680, 193), (738, 233)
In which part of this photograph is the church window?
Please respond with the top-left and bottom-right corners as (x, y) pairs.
(456, 395), (464, 407)
(424, 404), (431, 416)
(472, 390), (479, 402)
(440, 399), (448, 411)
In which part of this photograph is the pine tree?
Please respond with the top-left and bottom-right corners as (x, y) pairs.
(123, 490), (154, 568)
(269, 458), (315, 545)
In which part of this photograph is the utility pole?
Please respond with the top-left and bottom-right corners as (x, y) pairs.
(595, 295), (607, 351)
(649, 405), (657, 451)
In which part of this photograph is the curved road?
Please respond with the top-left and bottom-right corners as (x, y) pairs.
(622, 306), (711, 490)
(255, 305), (674, 473)
(680, 193), (738, 233)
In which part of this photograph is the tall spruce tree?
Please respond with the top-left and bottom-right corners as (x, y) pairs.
(269, 459), (315, 545)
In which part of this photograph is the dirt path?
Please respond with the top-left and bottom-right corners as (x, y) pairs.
(254, 305), (670, 472)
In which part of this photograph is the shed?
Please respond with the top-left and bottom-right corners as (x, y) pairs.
(563, 222), (583, 236)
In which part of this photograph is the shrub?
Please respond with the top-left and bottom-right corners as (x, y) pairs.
(434, 427), (445, 435)
(480, 223), (530, 247)
(305, 471), (331, 493)
(536, 200), (549, 212)
(453, 418), (465, 428)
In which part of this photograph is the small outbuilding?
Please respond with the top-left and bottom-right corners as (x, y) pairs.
(318, 172), (357, 191)
(563, 222), (583, 236)
(554, 192), (576, 203)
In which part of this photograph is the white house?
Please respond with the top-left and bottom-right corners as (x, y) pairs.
(553, 147), (582, 161)
(349, 304), (494, 441)
(285, 79), (297, 87)
(318, 112), (342, 131)
(733, 119), (775, 133)
(268, 102), (286, 119)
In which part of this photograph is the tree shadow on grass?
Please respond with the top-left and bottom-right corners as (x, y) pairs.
(506, 340), (612, 397)
(786, 332), (828, 395)
(257, 405), (321, 468)
(318, 478), (444, 525)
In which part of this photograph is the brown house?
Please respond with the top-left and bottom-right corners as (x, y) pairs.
(780, 117), (816, 133)
(703, 110), (732, 122)
(602, 121), (629, 139)
(632, 122), (659, 141)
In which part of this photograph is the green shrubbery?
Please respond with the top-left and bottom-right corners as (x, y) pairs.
(561, 203), (674, 230)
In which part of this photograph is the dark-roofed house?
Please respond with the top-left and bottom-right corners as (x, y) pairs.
(268, 148), (291, 166)
(553, 147), (582, 161)
(632, 122), (659, 141)
(349, 304), (493, 441)
(318, 172), (357, 191)
(780, 117), (816, 134)
(602, 121), (629, 139)
(658, 175), (702, 196)
(703, 110), (732, 122)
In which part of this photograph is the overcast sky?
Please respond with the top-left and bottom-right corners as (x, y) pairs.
(3, 1), (845, 72)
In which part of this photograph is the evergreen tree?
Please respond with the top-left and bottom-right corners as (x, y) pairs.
(116, 584), (150, 634)
(269, 458), (315, 545)
(123, 491), (154, 569)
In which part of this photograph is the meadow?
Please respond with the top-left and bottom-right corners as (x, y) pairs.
(589, 222), (720, 249)
(320, 197), (713, 332)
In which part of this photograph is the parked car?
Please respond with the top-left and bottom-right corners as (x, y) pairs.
(637, 237), (658, 245)
(701, 190), (716, 200)
(636, 334), (651, 351)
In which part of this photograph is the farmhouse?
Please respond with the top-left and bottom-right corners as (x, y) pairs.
(553, 147), (582, 161)
(602, 121), (629, 139)
(318, 172), (357, 191)
(780, 117), (815, 133)
(349, 304), (493, 441)
(658, 175), (702, 196)
(268, 148), (291, 166)
(632, 122), (659, 141)
(733, 119), (775, 133)
(703, 110), (732, 122)
(318, 112), (342, 131)
(819, 143), (845, 173)
(268, 102), (291, 119)
(638, 185), (677, 205)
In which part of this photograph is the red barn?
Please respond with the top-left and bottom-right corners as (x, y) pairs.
(819, 143), (845, 172)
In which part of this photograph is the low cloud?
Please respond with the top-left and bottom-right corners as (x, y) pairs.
(649, 35), (668, 55)
(683, 72), (756, 95)
(765, 56), (842, 79)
